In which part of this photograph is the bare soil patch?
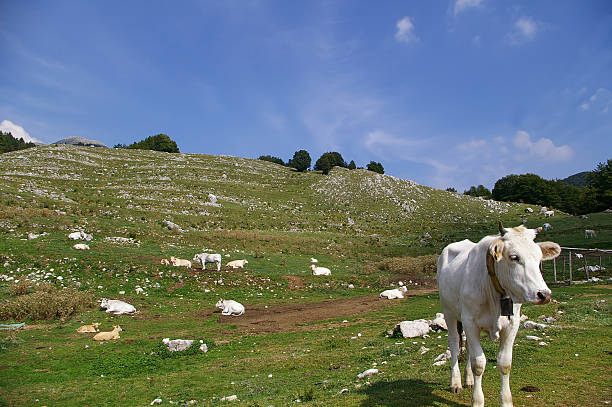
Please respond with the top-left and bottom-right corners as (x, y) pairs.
(283, 275), (304, 290)
(215, 288), (436, 334)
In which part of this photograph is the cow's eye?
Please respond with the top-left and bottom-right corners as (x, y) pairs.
(509, 255), (520, 262)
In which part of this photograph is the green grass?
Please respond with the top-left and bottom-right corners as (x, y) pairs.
(0, 145), (610, 406)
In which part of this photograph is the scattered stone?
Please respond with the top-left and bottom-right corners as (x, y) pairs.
(525, 335), (541, 341)
(429, 313), (447, 331)
(357, 368), (379, 379)
(523, 321), (547, 330)
(220, 395), (238, 402)
(339, 388), (349, 394)
(150, 398), (162, 405)
(419, 346), (430, 355)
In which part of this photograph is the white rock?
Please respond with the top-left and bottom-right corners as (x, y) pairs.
(523, 321), (547, 330)
(220, 395), (238, 401)
(525, 335), (541, 341)
(433, 360), (447, 366)
(429, 313), (447, 331)
(398, 320), (431, 338)
(357, 368), (379, 379)
(538, 342), (548, 346)
(419, 346), (430, 354)
(150, 398), (162, 405)
(434, 350), (451, 362)
(162, 338), (194, 352)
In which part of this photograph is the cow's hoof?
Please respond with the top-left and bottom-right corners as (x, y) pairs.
(465, 383), (474, 388)
(450, 386), (463, 394)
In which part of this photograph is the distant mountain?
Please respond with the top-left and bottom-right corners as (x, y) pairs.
(561, 171), (592, 188)
(52, 136), (107, 148)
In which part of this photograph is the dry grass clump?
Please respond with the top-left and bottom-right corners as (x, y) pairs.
(1, 285), (96, 322)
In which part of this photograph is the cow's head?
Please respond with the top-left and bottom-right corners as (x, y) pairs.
(488, 223), (560, 305)
(100, 298), (109, 309)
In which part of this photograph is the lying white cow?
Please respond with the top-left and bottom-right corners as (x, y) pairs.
(437, 223), (560, 407)
(68, 231), (93, 241)
(544, 210), (555, 217)
(216, 299), (245, 316)
(193, 253), (221, 271)
(311, 264), (331, 275)
(73, 243), (90, 250)
(170, 256), (192, 268)
(380, 286), (408, 299)
(100, 298), (136, 315)
(226, 259), (248, 269)
(584, 229), (596, 239)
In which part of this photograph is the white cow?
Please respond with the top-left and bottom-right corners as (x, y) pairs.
(170, 256), (192, 268)
(193, 253), (222, 271)
(226, 259), (248, 269)
(539, 207), (548, 214)
(584, 229), (596, 239)
(544, 210), (555, 217)
(437, 223), (560, 407)
(216, 299), (245, 316)
(100, 298), (136, 315)
(379, 286), (408, 299)
(68, 231), (93, 241)
(311, 264), (331, 275)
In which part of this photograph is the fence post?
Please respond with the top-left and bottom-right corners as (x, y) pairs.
(553, 257), (557, 282)
(584, 256), (589, 280)
(569, 250), (573, 284)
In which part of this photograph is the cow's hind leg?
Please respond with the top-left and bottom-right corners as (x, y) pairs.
(446, 317), (463, 393)
(462, 324), (474, 388)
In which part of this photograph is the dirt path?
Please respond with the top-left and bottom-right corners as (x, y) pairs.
(215, 288), (437, 334)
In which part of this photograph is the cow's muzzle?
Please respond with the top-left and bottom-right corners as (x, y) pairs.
(535, 290), (551, 304)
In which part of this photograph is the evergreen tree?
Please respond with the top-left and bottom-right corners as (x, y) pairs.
(366, 161), (384, 174)
(445, 187), (457, 193)
(287, 150), (311, 172)
(258, 155), (285, 166)
(347, 160), (356, 170)
(464, 184), (492, 199)
(314, 152), (346, 174)
(0, 131), (36, 153)
(588, 159), (612, 212)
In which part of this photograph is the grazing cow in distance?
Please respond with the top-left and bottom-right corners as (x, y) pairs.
(585, 229), (596, 239)
(193, 253), (222, 271)
(544, 210), (555, 217)
(437, 223), (560, 407)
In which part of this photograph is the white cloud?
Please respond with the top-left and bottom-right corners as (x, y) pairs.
(505, 16), (539, 45)
(364, 130), (410, 149)
(513, 130), (573, 161)
(0, 120), (41, 144)
(395, 16), (419, 44)
(454, 0), (483, 16)
(579, 103), (590, 111)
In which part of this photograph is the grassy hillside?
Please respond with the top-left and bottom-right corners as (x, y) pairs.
(0, 145), (610, 406)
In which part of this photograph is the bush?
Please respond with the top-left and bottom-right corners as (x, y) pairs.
(0, 284), (96, 321)
(314, 152), (346, 175)
(288, 150), (311, 172)
(126, 134), (179, 153)
(464, 184), (492, 199)
(366, 161), (384, 174)
(258, 155), (285, 166)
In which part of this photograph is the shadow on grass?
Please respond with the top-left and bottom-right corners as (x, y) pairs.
(357, 379), (466, 407)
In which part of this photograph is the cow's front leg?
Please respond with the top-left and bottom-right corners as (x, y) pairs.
(465, 322), (486, 407)
(446, 318), (462, 393)
(464, 336), (474, 388)
(498, 319), (520, 406)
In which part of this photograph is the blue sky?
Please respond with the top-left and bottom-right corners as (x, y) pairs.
(1, 0), (611, 191)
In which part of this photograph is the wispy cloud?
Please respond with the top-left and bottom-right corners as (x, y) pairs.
(578, 88), (612, 113)
(453, 0), (483, 16)
(505, 16), (539, 45)
(0, 120), (41, 144)
(395, 16), (419, 44)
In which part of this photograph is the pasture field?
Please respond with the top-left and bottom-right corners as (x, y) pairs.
(0, 146), (610, 406)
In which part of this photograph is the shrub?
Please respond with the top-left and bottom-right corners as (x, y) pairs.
(0, 285), (96, 322)
(314, 152), (346, 174)
(126, 134), (179, 153)
(366, 161), (384, 174)
(258, 155), (285, 166)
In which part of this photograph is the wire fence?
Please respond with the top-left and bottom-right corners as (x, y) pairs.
(542, 247), (612, 284)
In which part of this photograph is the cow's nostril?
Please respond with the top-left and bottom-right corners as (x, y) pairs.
(537, 291), (546, 301)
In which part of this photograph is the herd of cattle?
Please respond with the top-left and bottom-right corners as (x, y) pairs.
(64, 214), (600, 407)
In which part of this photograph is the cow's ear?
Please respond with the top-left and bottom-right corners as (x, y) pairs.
(538, 242), (561, 260)
(489, 238), (504, 262)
